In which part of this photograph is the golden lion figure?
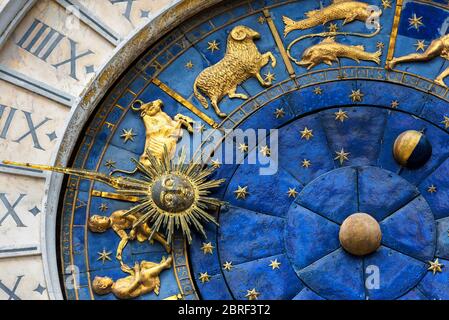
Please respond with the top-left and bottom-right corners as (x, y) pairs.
(194, 25), (277, 117)
(88, 210), (171, 267)
(386, 34), (449, 87)
(92, 256), (173, 299)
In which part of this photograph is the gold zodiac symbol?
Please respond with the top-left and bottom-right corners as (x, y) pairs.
(283, 0), (382, 36)
(92, 256), (173, 299)
(295, 37), (381, 69)
(88, 210), (171, 267)
(193, 25), (277, 118)
(112, 99), (194, 175)
(386, 34), (449, 87)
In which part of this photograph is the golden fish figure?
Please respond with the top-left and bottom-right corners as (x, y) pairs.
(295, 37), (381, 69)
(92, 256), (173, 299)
(283, 0), (382, 36)
(194, 25), (276, 118)
(386, 34), (449, 87)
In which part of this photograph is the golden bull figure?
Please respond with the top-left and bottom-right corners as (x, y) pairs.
(112, 99), (194, 175)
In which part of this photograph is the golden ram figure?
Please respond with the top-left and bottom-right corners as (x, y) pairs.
(194, 25), (277, 118)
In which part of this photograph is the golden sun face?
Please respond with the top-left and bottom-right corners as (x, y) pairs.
(3, 148), (225, 245)
(126, 148), (225, 244)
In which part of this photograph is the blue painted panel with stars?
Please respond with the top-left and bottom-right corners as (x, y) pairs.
(60, 0), (449, 300)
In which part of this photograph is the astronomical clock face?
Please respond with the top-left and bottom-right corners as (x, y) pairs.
(2, 0), (449, 301)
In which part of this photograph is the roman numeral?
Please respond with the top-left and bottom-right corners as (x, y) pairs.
(52, 39), (93, 81)
(0, 104), (16, 140)
(17, 19), (95, 80)
(0, 275), (24, 300)
(110, 0), (138, 22)
(17, 19), (65, 62)
(0, 193), (27, 228)
(0, 105), (52, 150)
(13, 111), (51, 151)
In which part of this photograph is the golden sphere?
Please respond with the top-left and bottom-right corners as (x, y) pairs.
(339, 213), (382, 256)
(393, 130), (432, 168)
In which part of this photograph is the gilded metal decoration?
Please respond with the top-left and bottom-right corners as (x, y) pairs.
(427, 258), (443, 275)
(335, 109), (349, 122)
(194, 25), (277, 117)
(314, 38), (381, 68)
(428, 185), (437, 194)
(199, 272), (211, 283)
(292, 37), (382, 69)
(234, 186), (249, 200)
(131, 99), (193, 163)
(120, 128), (136, 143)
(207, 40), (220, 52)
(211, 159), (221, 169)
(381, 0), (392, 9)
(97, 249), (112, 264)
(302, 159), (312, 168)
(349, 89), (364, 102)
(201, 242), (214, 255)
(408, 13), (424, 30)
(414, 40), (426, 52)
(442, 116), (449, 129)
(287, 188), (299, 198)
(391, 100), (399, 108)
(269, 259), (281, 270)
(314, 87), (323, 94)
(335, 148), (350, 165)
(339, 213), (382, 256)
(386, 34), (449, 87)
(92, 256), (173, 299)
(238, 143), (249, 153)
(300, 127), (314, 140)
(260, 146), (271, 157)
(88, 209), (171, 266)
(283, 1), (382, 69)
(4, 147), (225, 244)
(274, 108), (285, 118)
(245, 288), (260, 300)
(283, 0), (382, 36)
(223, 261), (233, 271)
(393, 130), (432, 169)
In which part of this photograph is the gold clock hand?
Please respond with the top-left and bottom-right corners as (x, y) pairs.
(2, 160), (148, 191)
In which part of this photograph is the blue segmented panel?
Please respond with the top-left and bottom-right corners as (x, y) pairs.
(60, 0), (449, 300)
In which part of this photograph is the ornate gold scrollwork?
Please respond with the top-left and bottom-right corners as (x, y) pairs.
(193, 25), (277, 118)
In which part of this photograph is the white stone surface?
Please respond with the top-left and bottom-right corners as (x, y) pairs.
(0, 0), (198, 300)
(77, 0), (179, 38)
(0, 0), (114, 97)
(0, 255), (48, 300)
(0, 173), (45, 251)
(0, 79), (68, 164)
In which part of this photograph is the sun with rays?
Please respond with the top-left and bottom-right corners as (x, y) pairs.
(3, 147), (225, 244)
